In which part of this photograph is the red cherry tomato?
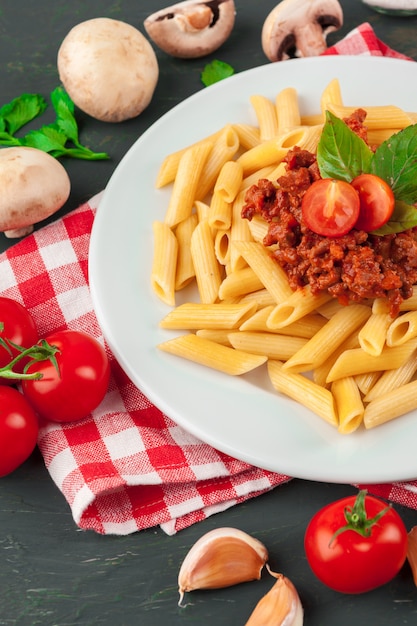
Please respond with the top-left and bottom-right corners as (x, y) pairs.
(0, 386), (39, 476)
(351, 173), (395, 232)
(0, 297), (38, 384)
(304, 490), (408, 594)
(22, 330), (110, 423)
(302, 178), (360, 237)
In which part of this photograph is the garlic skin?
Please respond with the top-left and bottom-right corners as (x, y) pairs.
(178, 527), (269, 605)
(245, 574), (304, 626)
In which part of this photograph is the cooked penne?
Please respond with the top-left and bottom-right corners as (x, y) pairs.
(240, 306), (327, 338)
(229, 191), (254, 272)
(276, 87), (301, 134)
(214, 229), (231, 266)
(232, 241), (293, 303)
(218, 266), (264, 300)
(174, 213), (198, 291)
(250, 94), (278, 140)
(364, 379), (417, 429)
(232, 123), (261, 150)
(208, 192), (233, 231)
(228, 331), (308, 360)
(267, 286), (333, 329)
(320, 77), (343, 117)
(363, 350), (417, 403)
(267, 360), (338, 427)
(158, 334), (267, 375)
(196, 328), (232, 346)
(331, 377), (364, 434)
(236, 140), (288, 176)
(151, 221), (178, 306)
(313, 332), (360, 388)
(190, 220), (222, 304)
(246, 214), (269, 243)
(164, 140), (213, 227)
(283, 304), (371, 373)
(196, 125), (240, 200)
(354, 372), (381, 396)
(213, 160), (244, 203)
(326, 103), (413, 129)
(155, 129), (222, 188)
(358, 312), (392, 356)
(159, 301), (257, 329)
(386, 310), (417, 346)
(326, 338), (417, 383)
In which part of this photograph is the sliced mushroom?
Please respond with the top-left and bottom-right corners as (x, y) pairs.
(144, 0), (236, 59)
(262, 0), (343, 62)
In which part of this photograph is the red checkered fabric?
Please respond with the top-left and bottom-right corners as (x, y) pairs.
(1, 25), (416, 535)
(323, 21), (414, 60)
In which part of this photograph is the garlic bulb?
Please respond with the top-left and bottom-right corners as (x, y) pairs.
(245, 574), (304, 626)
(178, 527), (269, 606)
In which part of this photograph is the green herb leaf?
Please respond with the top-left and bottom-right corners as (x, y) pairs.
(371, 199), (417, 235)
(50, 87), (80, 145)
(23, 124), (68, 153)
(201, 60), (235, 87)
(317, 111), (374, 182)
(371, 124), (417, 204)
(0, 93), (47, 135)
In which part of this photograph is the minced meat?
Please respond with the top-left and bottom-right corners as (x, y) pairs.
(242, 146), (417, 317)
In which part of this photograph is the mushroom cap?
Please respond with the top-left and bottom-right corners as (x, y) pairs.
(0, 147), (71, 234)
(144, 0), (236, 59)
(57, 18), (159, 122)
(262, 0), (343, 62)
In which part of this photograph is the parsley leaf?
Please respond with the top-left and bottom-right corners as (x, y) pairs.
(371, 124), (417, 204)
(0, 88), (109, 160)
(0, 94), (47, 135)
(201, 60), (235, 87)
(317, 111), (373, 182)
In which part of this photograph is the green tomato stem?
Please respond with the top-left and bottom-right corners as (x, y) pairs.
(0, 338), (60, 380)
(330, 490), (391, 545)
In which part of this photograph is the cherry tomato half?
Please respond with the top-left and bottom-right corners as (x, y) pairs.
(22, 330), (110, 423)
(0, 297), (38, 384)
(302, 178), (360, 237)
(351, 173), (395, 232)
(304, 491), (408, 594)
(0, 386), (39, 477)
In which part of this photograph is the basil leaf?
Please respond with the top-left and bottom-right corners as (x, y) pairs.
(0, 94), (47, 135)
(317, 111), (373, 182)
(372, 199), (417, 235)
(201, 60), (235, 87)
(371, 124), (417, 204)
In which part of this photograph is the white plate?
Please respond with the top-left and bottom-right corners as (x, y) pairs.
(89, 56), (417, 484)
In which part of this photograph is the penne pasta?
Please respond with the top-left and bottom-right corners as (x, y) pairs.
(283, 304), (372, 373)
(175, 213), (198, 291)
(364, 379), (417, 429)
(331, 377), (364, 434)
(158, 334), (267, 375)
(228, 331), (308, 360)
(363, 350), (417, 403)
(250, 94), (278, 140)
(267, 360), (338, 427)
(276, 87), (301, 134)
(386, 310), (417, 346)
(267, 286), (333, 329)
(358, 312), (392, 356)
(213, 160), (244, 203)
(208, 192), (233, 231)
(326, 103), (414, 129)
(196, 125), (240, 200)
(151, 221), (178, 306)
(218, 266), (264, 300)
(190, 220), (222, 304)
(164, 140), (213, 227)
(232, 123), (261, 150)
(159, 301), (257, 330)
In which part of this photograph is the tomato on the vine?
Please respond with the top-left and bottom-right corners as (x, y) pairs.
(351, 173), (395, 232)
(0, 297), (38, 384)
(22, 330), (110, 423)
(301, 178), (360, 237)
(0, 386), (39, 477)
(304, 490), (408, 594)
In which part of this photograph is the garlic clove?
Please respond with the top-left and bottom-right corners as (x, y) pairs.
(407, 525), (417, 586)
(244, 574), (304, 626)
(178, 527), (269, 606)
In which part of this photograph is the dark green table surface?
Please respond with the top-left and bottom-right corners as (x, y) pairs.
(2, 1), (417, 624)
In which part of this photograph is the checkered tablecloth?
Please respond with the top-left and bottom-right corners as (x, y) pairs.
(1, 24), (416, 535)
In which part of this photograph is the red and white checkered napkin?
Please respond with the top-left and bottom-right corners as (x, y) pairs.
(1, 24), (416, 536)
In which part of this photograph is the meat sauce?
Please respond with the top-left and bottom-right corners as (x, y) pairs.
(241, 112), (417, 317)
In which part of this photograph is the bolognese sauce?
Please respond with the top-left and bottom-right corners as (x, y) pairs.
(241, 114), (417, 317)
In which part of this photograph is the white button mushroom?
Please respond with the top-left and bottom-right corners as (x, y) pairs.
(144, 0), (236, 59)
(0, 147), (71, 238)
(57, 18), (159, 123)
(262, 0), (343, 62)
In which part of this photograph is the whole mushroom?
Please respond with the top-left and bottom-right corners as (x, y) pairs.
(57, 18), (159, 122)
(262, 0), (343, 62)
(144, 0), (236, 59)
(0, 147), (71, 238)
